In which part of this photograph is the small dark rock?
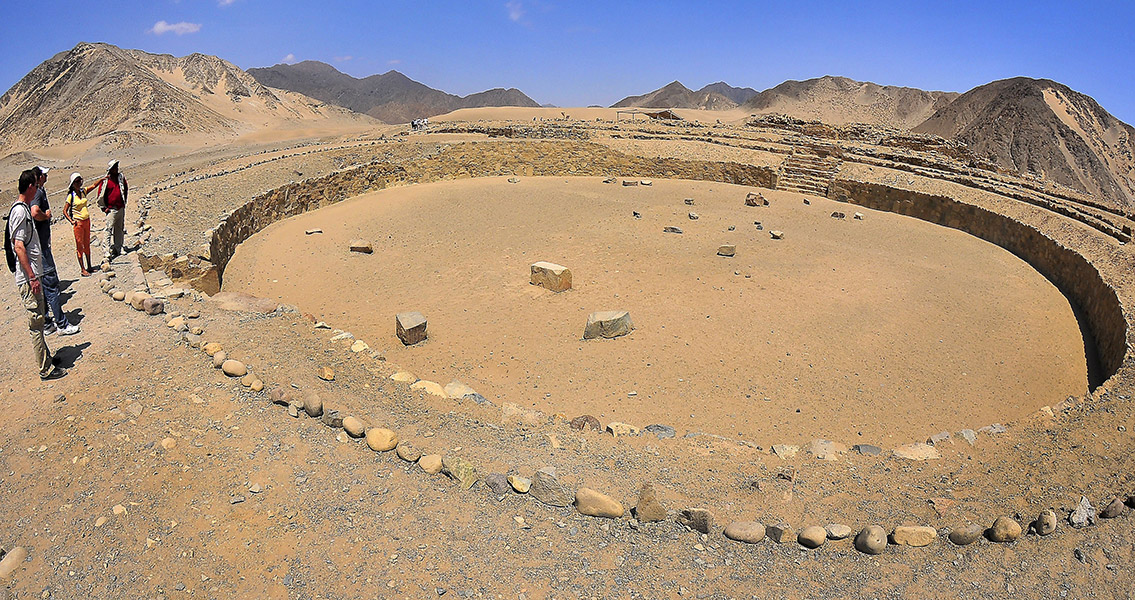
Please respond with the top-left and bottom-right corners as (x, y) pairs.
(569, 415), (601, 431)
(677, 508), (714, 534)
(644, 424), (676, 439)
(1100, 497), (1126, 519)
(321, 409), (344, 429)
(484, 473), (511, 496)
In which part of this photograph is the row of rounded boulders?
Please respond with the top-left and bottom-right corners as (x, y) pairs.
(182, 281), (1135, 560)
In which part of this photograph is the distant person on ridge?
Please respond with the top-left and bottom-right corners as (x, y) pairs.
(5, 169), (66, 380)
(30, 167), (80, 336)
(64, 172), (103, 276)
(97, 159), (128, 263)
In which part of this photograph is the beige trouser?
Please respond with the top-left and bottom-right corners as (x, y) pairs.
(105, 207), (125, 259)
(19, 283), (51, 378)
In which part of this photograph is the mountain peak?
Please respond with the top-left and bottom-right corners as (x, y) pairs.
(246, 63), (539, 124)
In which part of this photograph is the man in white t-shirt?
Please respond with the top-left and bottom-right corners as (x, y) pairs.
(7, 169), (65, 380)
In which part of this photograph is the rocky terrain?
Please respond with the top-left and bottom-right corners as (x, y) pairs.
(3, 44), (1135, 598)
(247, 61), (540, 124)
(741, 75), (958, 129)
(0, 43), (372, 152)
(916, 77), (1135, 208)
(612, 81), (746, 111)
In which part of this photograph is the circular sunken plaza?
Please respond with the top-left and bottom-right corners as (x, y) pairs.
(224, 176), (1089, 446)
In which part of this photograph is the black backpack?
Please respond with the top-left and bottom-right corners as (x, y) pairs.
(4, 203), (29, 273)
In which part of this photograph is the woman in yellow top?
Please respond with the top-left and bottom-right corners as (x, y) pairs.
(63, 172), (103, 276)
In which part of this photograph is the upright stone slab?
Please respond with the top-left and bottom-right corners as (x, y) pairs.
(349, 239), (373, 254)
(396, 311), (427, 346)
(530, 262), (572, 292)
(583, 311), (634, 340)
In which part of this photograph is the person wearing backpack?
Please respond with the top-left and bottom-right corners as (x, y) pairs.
(30, 167), (79, 336)
(6, 169), (66, 380)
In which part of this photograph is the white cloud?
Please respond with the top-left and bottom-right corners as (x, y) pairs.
(282, 53), (296, 63)
(505, 1), (524, 22)
(218, 0), (237, 5)
(387, 59), (401, 65)
(334, 55), (353, 62)
(149, 20), (201, 35)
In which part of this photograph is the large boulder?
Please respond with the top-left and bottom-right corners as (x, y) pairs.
(396, 311), (427, 345)
(583, 311), (634, 340)
(530, 262), (572, 292)
(129, 291), (152, 311)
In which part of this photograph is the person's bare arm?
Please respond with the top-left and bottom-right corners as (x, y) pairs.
(30, 204), (50, 221)
(13, 239), (40, 296)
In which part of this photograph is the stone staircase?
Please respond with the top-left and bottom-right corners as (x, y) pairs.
(777, 150), (842, 196)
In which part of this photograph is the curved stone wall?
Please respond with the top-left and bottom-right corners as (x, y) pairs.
(828, 180), (1129, 383)
(207, 141), (777, 276)
(204, 140), (1129, 387)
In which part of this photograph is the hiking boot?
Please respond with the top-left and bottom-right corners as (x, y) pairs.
(58, 323), (80, 336)
(41, 366), (67, 381)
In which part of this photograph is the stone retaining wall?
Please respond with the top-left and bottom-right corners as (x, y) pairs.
(829, 179), (1129, 382)
(201, 139), (1127, 383)
(206, 140), (777, 278)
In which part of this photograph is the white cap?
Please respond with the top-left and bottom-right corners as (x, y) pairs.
(36, 165), (50, 175)
(107, 159), (119, 171)
(69, 172), (82, 187)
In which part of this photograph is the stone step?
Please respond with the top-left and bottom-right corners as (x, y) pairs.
(782, 169), (833, 181)
(778, 182), (828, 194)
(780, 174), (829, 184)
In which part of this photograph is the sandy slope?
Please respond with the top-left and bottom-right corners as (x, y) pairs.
(223, 177), (1086, 445)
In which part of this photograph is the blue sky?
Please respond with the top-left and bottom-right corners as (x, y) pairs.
(2, 1), (1134, 124)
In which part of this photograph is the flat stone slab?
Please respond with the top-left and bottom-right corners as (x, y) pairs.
(530, 261), (572, 292)
(893, 443), (940, 461)
(717, 244), (736, 257)
(396, 311), (427, 345)
(208, 292), (279, 314)
(583, 310), (634, 340)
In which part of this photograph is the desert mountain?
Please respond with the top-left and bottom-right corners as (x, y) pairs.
(247, 61), (539, 124)
(611, 81), (740, 110)
(698, 82), (759, 105)
(742, 76), (958, 128)
(915, 77), (1135, 206)
(0, 43), (369, 152)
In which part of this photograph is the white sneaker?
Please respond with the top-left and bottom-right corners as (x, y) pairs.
(58, 323), (80, 336)
(43, 323), (58, 336)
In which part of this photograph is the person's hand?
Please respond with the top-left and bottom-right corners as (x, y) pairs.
(30, 277), (41, 296)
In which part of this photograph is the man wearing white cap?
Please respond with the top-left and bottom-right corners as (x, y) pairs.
(31, 166), (79, 336)
(96, 159), (128, 262)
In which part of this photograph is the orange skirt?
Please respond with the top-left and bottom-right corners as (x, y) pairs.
(73, 218), (91, 257)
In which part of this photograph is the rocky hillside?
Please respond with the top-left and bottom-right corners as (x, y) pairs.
(743, 76), (958, 128)
(247, 61), (539, 124)
(611, 81), (740, 110)
(697, 82), (758, 105)
(0, 42), (368, 151)
(915, 77), (1135, 207)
